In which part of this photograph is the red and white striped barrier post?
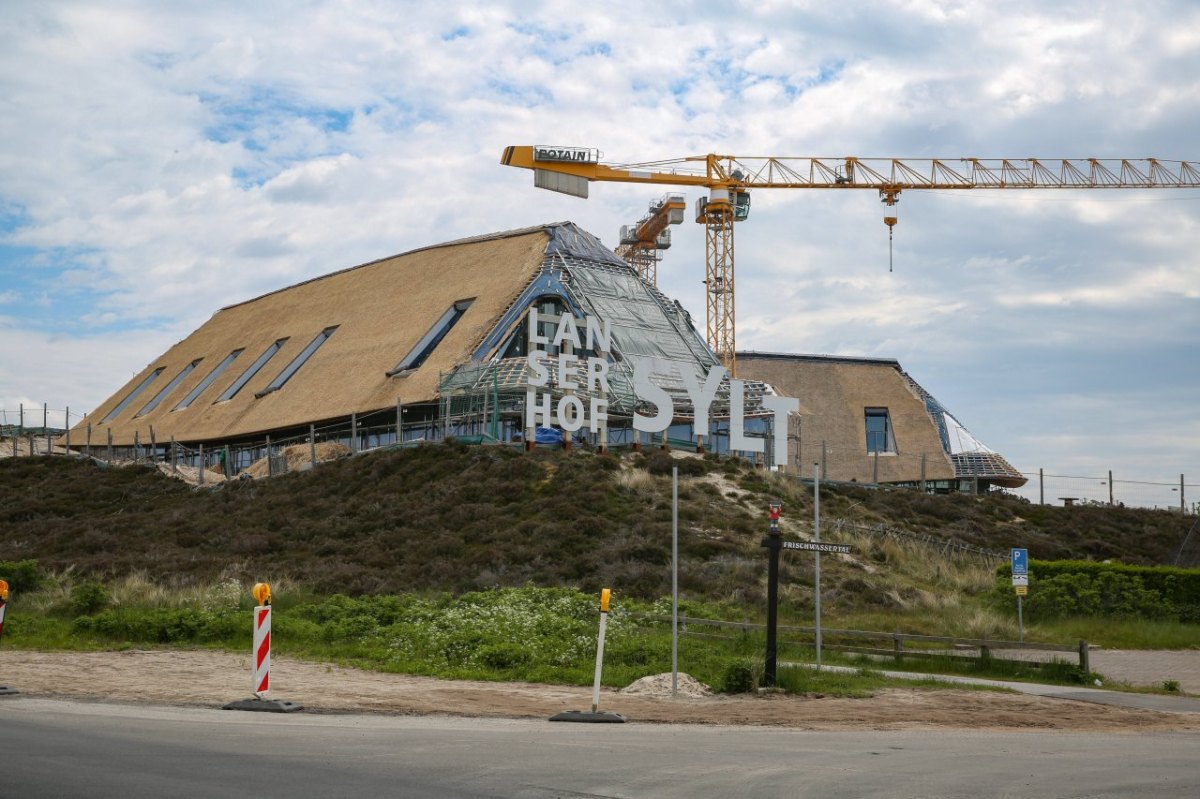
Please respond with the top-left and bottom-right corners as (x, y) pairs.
(222, 582), (300, 713)
(0, 579), (18, 696)
(252, 594), (272, 697)
(0, 579), (8, 644)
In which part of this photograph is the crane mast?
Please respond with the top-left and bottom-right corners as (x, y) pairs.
(501, 146), (1200, 374)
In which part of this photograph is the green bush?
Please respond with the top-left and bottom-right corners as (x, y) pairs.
(720, 659), (759, 693)
(73, 607), (241, 644)
(0, 559), (46, 593)
(995, 560), (1200, 622)
(69, 582), (111, 616)
(478, 642), (532, 670)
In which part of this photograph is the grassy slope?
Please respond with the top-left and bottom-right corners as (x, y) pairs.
(3, 443), (1195, 612)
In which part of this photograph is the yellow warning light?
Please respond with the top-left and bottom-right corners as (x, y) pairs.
(600, 588), (611, 613)
(252, 582), (272, 606)
(0, 579), (8, 601)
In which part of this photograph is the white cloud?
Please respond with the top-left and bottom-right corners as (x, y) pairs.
(0, 0), (1197, 493)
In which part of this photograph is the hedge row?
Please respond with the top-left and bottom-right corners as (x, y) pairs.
(995, 559), (1200, 622)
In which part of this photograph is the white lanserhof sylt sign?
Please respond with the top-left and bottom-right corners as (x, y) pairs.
(523, 309), (798, 464)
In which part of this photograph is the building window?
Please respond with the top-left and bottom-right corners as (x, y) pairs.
(100, 368), (166, 423)
(389, 299), (474, 375)
(174, 350), (243, 410)
(257, 326), (338, 397)
(136, 359), (202, 417)
(865, 407), (895, 453)
(216, 339), (288, 402)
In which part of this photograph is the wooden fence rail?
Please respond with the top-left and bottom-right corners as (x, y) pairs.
(627, 612), (1090, 672)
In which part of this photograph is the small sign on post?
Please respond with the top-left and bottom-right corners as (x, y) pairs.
(550, 588), (626, 723)
(1011, 548), (1029, 641)
(223, 582), (301, 713)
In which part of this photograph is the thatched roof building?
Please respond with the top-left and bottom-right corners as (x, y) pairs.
(737, 352), (1026, 489)
(67, 221), (1023, 490)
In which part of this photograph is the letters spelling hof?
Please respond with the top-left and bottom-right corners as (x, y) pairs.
(523, 309), (798, 463)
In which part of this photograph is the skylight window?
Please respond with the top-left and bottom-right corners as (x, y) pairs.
(256, 326), (337, 397)
(865, 407), (896, 453)
(216, 339), (288, 402)
(174, 349), (243, 411)
(100, 368), (165, 423)
(136, 359), (201, 417)
(388, 299), (474, 375)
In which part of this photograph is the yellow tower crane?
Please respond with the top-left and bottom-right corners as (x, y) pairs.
(501, 146), (1200, 375)
(614, 193), (687, 284)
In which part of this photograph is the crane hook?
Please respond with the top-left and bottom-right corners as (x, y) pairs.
(884, 216), (898, 272)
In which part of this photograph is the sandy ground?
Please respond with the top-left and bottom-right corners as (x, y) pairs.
(1, 649), (1194, 732)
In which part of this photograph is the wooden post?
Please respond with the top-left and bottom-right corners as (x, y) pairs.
(1181, 474), (1186, 513)
(224, 444), (231, 478)
(893, 631), (904, 664)
(43, 402), (49, 454)
(266, 435), (272, 477)
(920, 452), (927, 493)
(351, 413), (358, 453)
(310, 424), (317, 466)
(134, 430), (141, 461)
(86, 423), (92, 459)
(872, 448), (879, 484)
(979, 633), (991, 662)
(171, 436), (177, 472)
(396, 397), (403, 445)
(65, 407), (70, 452)
(107, 428), (113, 462)
(1039, 468), (1044, 505)
(821, 440), (827, 480)
(1108, 470), (1114, 506)
(150, 426), (157, 462)
(198, 443), (205, 486)
(1078, 640), (1090, 674)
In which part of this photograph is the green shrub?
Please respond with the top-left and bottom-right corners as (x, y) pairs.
(73, 607), (241, 644)
(720, 658), (759, 693)
(478, 642), (532, 670)
(69, 582), (111, 616)
(994, 560), (1200, 622)
(0, 559), (46, 593)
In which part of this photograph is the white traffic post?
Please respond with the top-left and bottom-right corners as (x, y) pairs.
(591, 588), (612, 713)
(251, 582), (272, 697)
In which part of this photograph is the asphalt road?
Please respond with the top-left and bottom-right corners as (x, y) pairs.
(1, 697), (1197, 798)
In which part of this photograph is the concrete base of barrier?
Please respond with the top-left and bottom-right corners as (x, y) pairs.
(549, 710), (626, 723)
(0, 685), (19, 696)
(222, 697), (302, 713)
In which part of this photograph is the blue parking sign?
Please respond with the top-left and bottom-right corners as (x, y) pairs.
(1011, 548), (1028, 576)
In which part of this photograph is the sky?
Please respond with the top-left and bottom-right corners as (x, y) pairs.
(1, 0), (1197, 509)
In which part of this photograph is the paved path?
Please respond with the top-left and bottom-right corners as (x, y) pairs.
(1047, 649), (1200, 693)
(788, 662), (1200, 715)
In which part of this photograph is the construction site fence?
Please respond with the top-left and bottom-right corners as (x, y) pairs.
(628, 613), (1091, 672)
(1, 402), (1195, 513)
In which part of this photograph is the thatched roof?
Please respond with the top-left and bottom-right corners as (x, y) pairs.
(74, 225), (554, 445)
(736, 352), (958, 483)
